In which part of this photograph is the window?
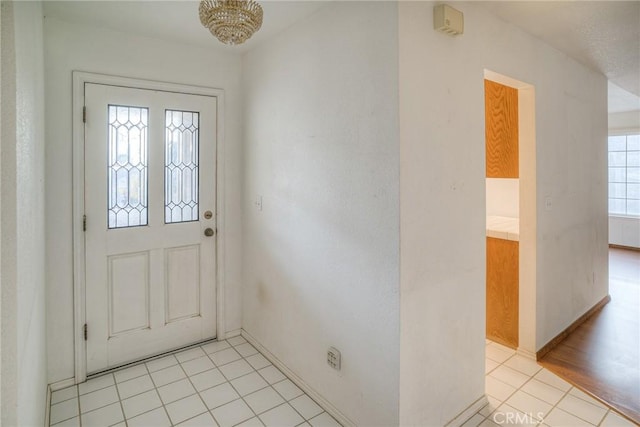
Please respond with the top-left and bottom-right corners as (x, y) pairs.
(608, 134), (640, 217)
(108, 105), (149, 229)
(165, 110), (200, 224)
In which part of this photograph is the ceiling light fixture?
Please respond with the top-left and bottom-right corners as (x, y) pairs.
(199, 0), (263, 45)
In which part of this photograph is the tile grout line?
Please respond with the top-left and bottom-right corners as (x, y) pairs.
(49, 388), (79, 407)
(491, 352), (585, 427)
(72, 379), (125, 424)
(136, 344), (266, 423)
(227, 340), (331, 425)
(175, 347), (225, 425)
(209, 339), (265, 426)
(555, 389), (609, 426)
(481, 344), (557, 426)
(111, 373), (128, 427)
(49, 386), (80, 427)
(537, 385), (578, 426)
(226, 337), (332, 425)
(496, 358), (557, 422)
(76, 383), (82, 427)
(596, 409), (612, 427)
(147, 343), (249, 393)
(53, 338), (337, 427)
(486, 341), (618, 427)
(51, 386), (77, 426)
(175, 342), (253, 425)
(499, 371), (543, 424)
(142, 355), (173, 426)
(123, 341), (245, 426)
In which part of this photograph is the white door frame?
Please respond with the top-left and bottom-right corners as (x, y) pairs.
(72, 71), (227, 383)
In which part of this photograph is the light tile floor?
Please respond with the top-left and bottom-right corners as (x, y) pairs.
(50, 338), (636, 427)
(49, 336), (340, 427)
(468, 340), (637, 427)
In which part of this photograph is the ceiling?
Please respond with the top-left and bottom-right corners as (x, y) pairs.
(479, 1), (640, 112)
(608, 81), (640, 113)
(42, 1), (327, 54)
(43, 0), (640, 112)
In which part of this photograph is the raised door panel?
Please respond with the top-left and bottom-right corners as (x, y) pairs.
(485, 79), (519, 178)
(84, 83), (218, 373)
(109, 252), (150, 336)
(486, 237), (519, 349)
(165, 245), (201, 323)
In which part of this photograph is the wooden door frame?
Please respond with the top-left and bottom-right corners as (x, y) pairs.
(484, 69), (538, 358)
(72, 71), (227, 383)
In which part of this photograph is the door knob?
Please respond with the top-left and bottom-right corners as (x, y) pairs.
(204, 228), (215, 237)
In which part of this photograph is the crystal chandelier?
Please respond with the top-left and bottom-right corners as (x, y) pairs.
(199, 0), (263, 45)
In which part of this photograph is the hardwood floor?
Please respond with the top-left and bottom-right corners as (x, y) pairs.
(539, 248), (640, 424)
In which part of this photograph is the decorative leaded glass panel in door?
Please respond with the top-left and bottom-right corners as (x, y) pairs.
(165, 110), (199, 224)
(107, 105), (149, 229)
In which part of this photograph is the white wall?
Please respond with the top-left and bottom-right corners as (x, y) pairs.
(609, 110), (640, 131)
(608, 111), (640, 248)
(0, 4), (3, 420)
(399, 2), (608, 425)
(609, 216), (640, 248)
(44, 17), (244, 384)
(486, 178), (519, 218)
(242, 3), (400, 425)
(1, 1), (47, 425)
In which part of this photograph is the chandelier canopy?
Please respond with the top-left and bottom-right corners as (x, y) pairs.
(199, 0), (263, 46)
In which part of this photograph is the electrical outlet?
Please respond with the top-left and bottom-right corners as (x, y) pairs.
(327, 347), (341, 371)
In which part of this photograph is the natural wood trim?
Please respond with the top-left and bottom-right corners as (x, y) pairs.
(609, 244), (640, 252)
(485, 79), (519, 178)
(536, 295), (611, 360)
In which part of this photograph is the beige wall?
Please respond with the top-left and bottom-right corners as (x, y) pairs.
(399, 2), (608, 424)
(1, 1), (47, 425)
(242, 3), (400, 425)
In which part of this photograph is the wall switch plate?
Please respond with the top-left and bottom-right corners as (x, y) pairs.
(255, 195), (263, 211)
(327, 347), (341, 370)
(545, 196), (553, 211)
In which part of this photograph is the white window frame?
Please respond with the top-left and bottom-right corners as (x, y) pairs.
(608, 129), (640, 219)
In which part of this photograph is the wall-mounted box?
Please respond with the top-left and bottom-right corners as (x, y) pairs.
(434, 4), (464, 36)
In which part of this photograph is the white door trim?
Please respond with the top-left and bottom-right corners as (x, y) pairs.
(72, 71), (227, 383)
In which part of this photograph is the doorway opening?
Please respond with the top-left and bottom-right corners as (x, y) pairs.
(484, 70), (537, 357)
(72, 72), (228, 383)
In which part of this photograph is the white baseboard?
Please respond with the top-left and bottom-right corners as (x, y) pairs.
(49, 377), (75, 392)
(241, 329), (355, 427)
(445, 395), (489, 427)
(224, 329), (242, 340)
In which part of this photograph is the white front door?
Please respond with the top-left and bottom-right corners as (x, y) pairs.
(84, 83), (217, 373)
